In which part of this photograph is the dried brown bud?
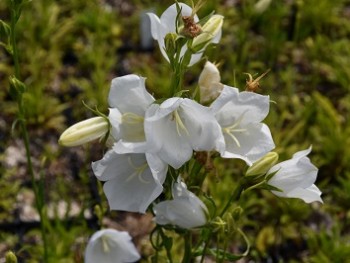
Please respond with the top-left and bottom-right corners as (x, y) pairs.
(244, 69), (270, 92)
(181, 16), (202, 38)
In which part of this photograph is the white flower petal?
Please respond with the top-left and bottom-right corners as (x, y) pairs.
(212, 86), (270, 125)
(268, 147), (323, 203)
(108, 74), (154, 115)
(154, 199), (207, 229)
(221, 123), (275, 165)
(147, 13), (161, 40)
(85, 229), (140, 263)
(154, 178), (208, 229)
(211, 85), (274, 165)
(284, 184), (323, 203)
(180, 99), (223, 151)
(92, 151), (166, 213)
(108, 108), (122, 141)
(268, 153), (317, 192)
(145, 98), (222, 168)
(160, 3), (194, 33)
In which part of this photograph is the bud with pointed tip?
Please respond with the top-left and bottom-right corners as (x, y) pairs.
(59, 117), (109, 147)
(5, 251), (17, 263)
(246, 152), (279, 177)
(191, 15), (223, 53)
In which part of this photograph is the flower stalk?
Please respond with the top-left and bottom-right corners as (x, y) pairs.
(9, 2), (49, 261)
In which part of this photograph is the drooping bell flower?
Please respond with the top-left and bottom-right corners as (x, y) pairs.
(267, 147), (323, 203)
(85, 229), (140, 263)
(153, 177), (208, 229)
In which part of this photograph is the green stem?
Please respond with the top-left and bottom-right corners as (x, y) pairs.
(219, 180), (245, 218)
(200, 229), (213, 263)
(182, 231), (192, 263)
(10, 4), (49, 262)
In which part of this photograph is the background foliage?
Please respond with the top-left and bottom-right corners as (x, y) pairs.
(1, 0), (350, 262)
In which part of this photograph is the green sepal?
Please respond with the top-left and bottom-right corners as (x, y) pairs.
(259, 182), (283, 192)
(0, 20), (11, 41)
(193, 247), (244, 261)
(9, 76), (26, 99)
(175, 1), (183, 34)
(174, 89), (190, 98)
(265, 169), (279, 181)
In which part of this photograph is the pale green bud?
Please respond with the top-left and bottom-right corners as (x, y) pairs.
(59, 117), (109, 147)
(5, 251), (18, 263)
(246, 152), (279, 177)
(191, 15), (223, 53)
(254, 0), (272, 14)
(9, 76), (26, 99)
(164, 33), (178, 55)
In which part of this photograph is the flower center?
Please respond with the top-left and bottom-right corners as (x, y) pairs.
(172, 109), (189, 137)
(101, 236), (110, 253)
(222, 114), (247, 148)
(126, 157), (149, 184)
(121, 112), (144, 124)
(120, 112), (145, 142)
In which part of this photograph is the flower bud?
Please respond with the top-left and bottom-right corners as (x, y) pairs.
(59, 117), (109, 147)
(191, 15), (223, 52)
(9, 76), (26, 99)
(153, 177), (208, 229)
(164, 32), (178, 58)
(198, 61), (223, 103)
(5, 251), (17, 263)
(246, 152), (279, 177)
(254, 0), (272, 14)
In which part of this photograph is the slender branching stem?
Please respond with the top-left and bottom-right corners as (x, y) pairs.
(10, 3), (49, 262)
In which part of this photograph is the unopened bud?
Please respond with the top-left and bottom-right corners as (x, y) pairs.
(254, 0), (272, 14)
(9, 76), (26, 99)
(246, 152), (279, 177)
(164, 33), (178, 59)
(198, 61), (223, 103)
(5, 251), (17, 263)
(59, 117), (109, 147)
(191, 15), (223, 52)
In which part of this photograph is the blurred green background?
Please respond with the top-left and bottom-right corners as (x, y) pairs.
(1, 0), (350, 262)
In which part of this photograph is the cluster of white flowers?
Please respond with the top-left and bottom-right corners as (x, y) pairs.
(91, 71), (276, 215)
(59, 2), (322, 262)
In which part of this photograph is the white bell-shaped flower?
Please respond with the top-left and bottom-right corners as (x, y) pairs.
(153, 178), (208, 229)
(92, 145), (168, 213)
(210, 85), (275, 165)
(267, 147), (323, 203)
(85, 229), (140, 263)
(147, 3), (221, 66)
(108, 74), (155, 152)
(144, 97), (222, 169)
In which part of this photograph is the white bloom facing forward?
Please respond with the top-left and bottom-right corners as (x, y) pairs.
(85, 229), (140, 263)
(145, 97), (222, 169)
(92, 146), (168, 213)
(154, 178), (208, 229)
(198, 61), (224, 104)
(267, 147), (323, 203)
(108, 74), (155, 152)
(210, 86), (275, 165)
(148, 3), (196, 64)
